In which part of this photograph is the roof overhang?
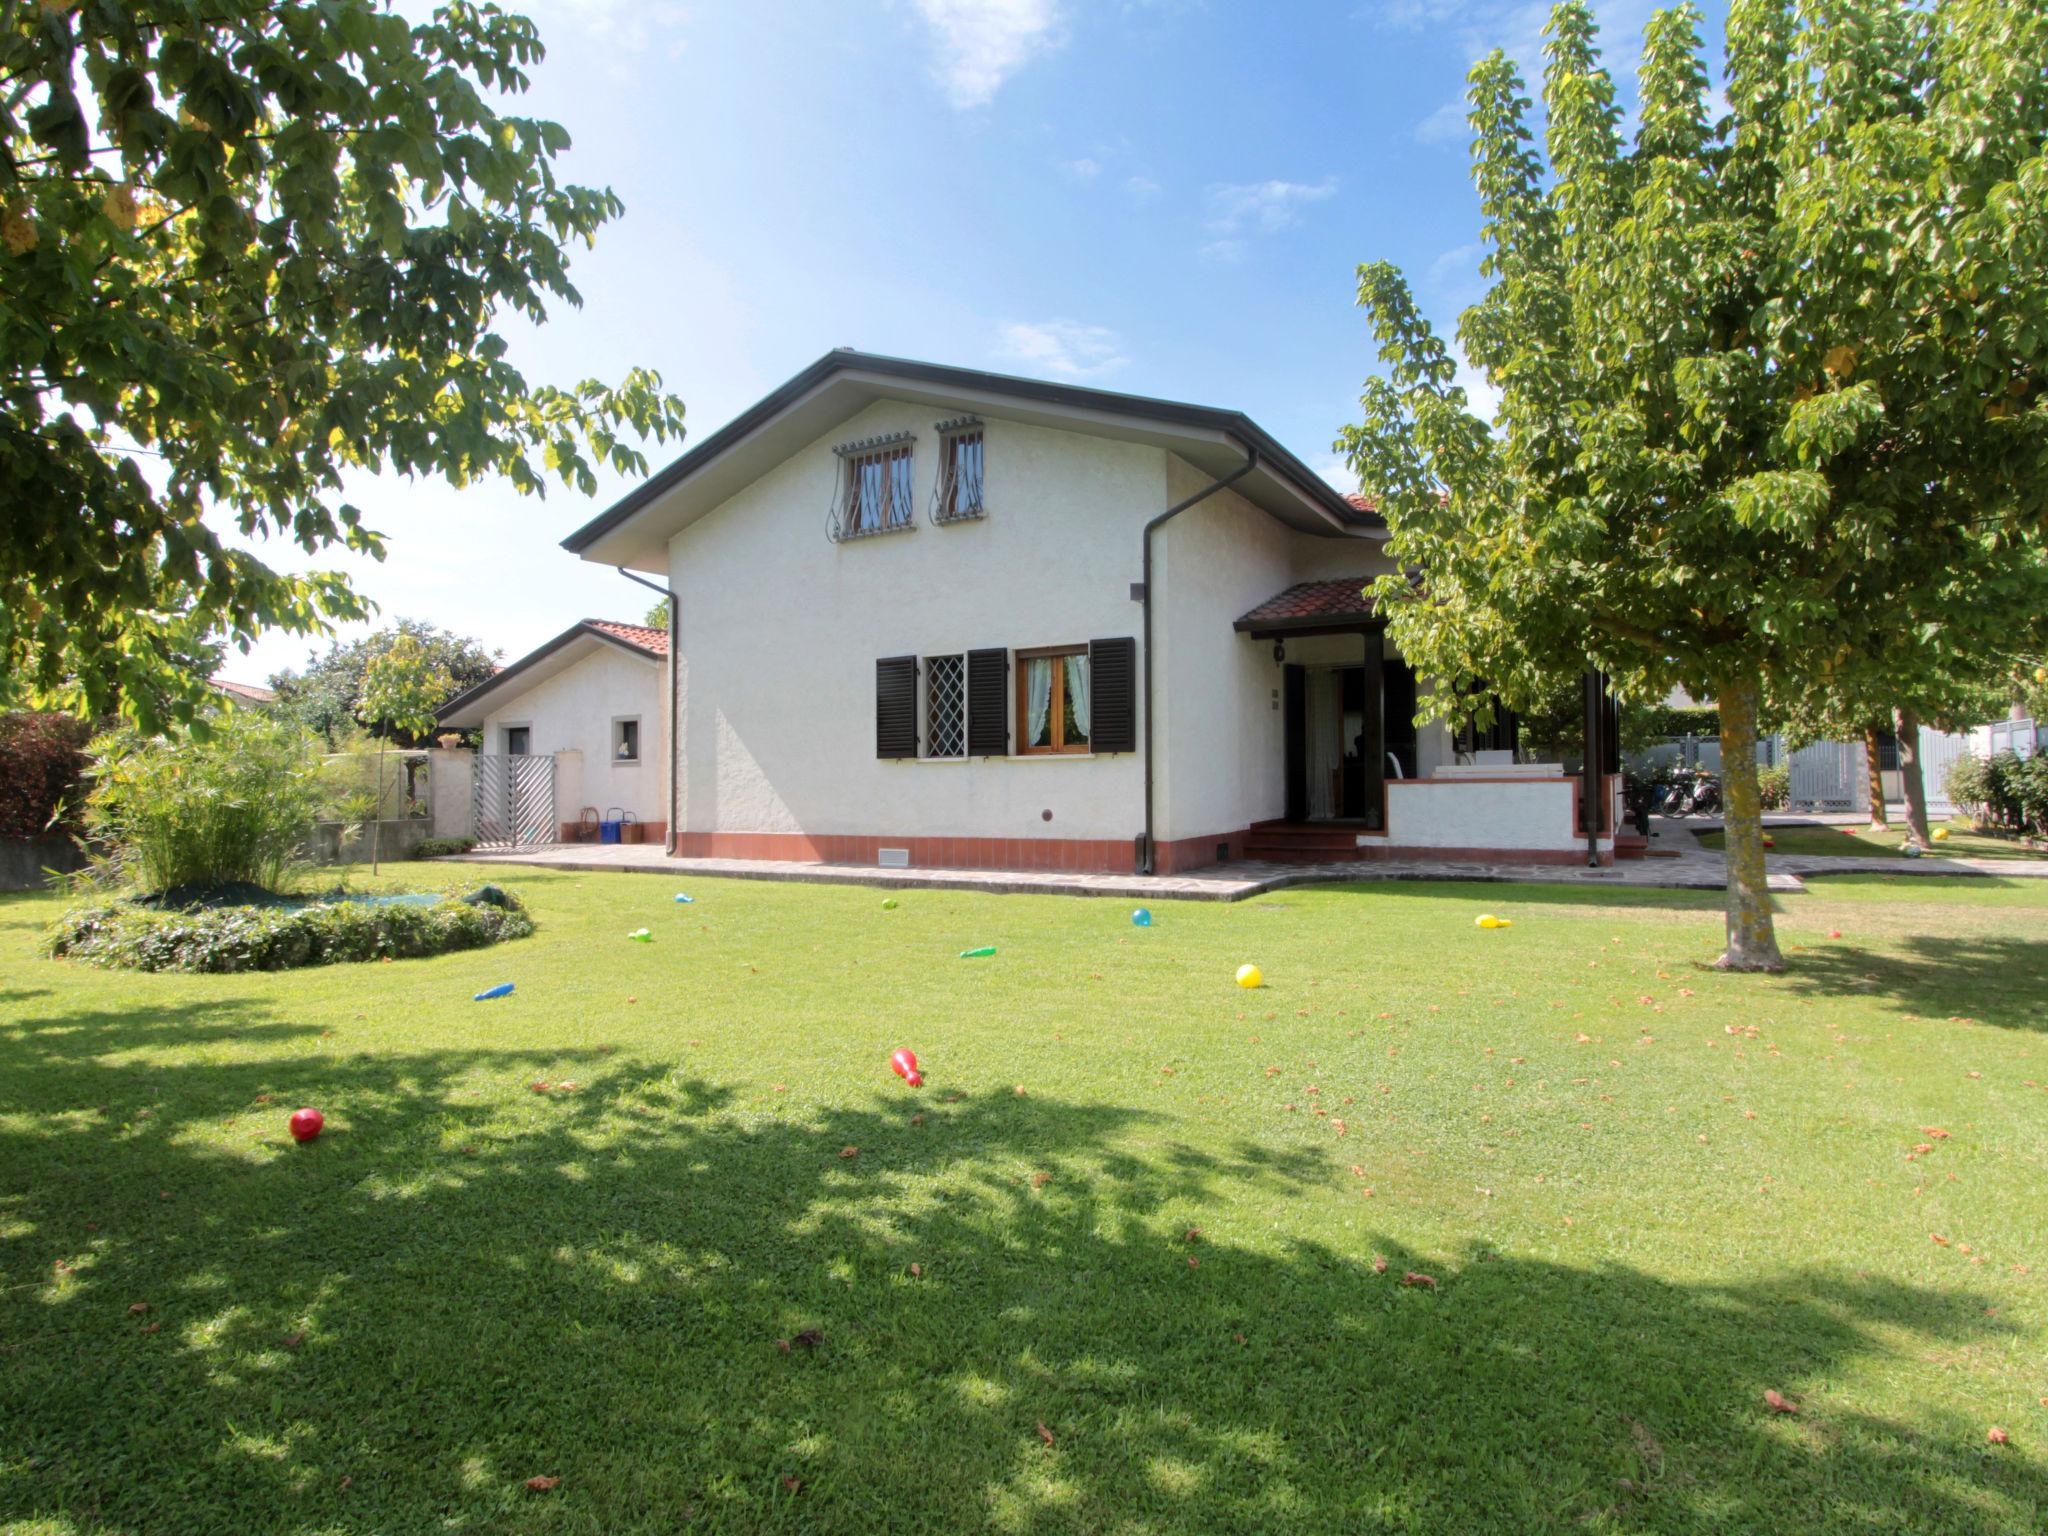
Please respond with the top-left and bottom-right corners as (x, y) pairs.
(437, 622), (662, 729)
(562, 349), (1385, 572)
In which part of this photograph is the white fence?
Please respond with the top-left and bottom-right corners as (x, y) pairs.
(1776, 726), (1980, 816)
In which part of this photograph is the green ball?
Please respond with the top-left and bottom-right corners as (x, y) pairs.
(882, 897), (899, 910)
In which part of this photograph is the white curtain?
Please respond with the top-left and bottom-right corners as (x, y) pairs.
(1305, 670), (1343, 820)
(1027, 657), (1054, 747)
(1064, 653), (1090, 742)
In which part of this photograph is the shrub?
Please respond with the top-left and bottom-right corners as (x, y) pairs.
(0, 713), (94, 839)
(1982, 750), (2027, 833)
(1757, 763), (1790, 811)
(412, 836), (477, 859)
(82, 713), (323, 893)
(1943, 752), (1990, 823)
(45, 887), (534, 973)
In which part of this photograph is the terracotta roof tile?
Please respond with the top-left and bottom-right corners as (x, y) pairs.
(1235, 579), (1377, 629)
(211, 677), (277, 703)
(587, 619), (669, 656)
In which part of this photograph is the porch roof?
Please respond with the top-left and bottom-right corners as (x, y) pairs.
(1233, 577), (1382, 637)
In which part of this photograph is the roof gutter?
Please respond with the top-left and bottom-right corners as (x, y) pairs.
(1136, 446), (1259, 875)
(614, 566), (680, 857)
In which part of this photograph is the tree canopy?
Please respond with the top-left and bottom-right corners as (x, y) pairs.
(270, 619), (496, 747)
(0, 0), (685, 732)
(1341, 0), (2048, 969)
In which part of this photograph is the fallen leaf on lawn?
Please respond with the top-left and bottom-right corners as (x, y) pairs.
(1920, 1126), (1951, 1139)
(1332, 1118), (1346, 1136)
(908, 1263), (922, 1277)
(1185, 1228), (1202, 1242)
(1013, 1084), (1027, 1096)
(1372, 1256), (1388, 1273)
(1234, 1332), (1247, 1345)
(781, 1474), (804, 1492)
(138, 1321), (161, 1334)
(127, 1302), (149, 1315)
(1763, 1390), (1798, 1415)
(529, 1081), (551, 1094)
(281, 1331), (305, 1349)
(1037, 1422), (1055, 1448)
(909, 1112), (924, 1126)
(839, 1146), (858, 1160)
(1576, 1032), (1592, 1043)
(1401, 1271), (1437, 1290)
(1931, 1233), (1951, 1245)
(524, 1476), (559, 1492)
(1987, 1426), (2009, 1445)
(1031, 1172), (1052, 1187)
(1187, 1256), (1199, 1268)
(339, 1475), (352, 1490)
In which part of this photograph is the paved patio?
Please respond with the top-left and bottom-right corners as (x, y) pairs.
(446, 815), (2048, 900)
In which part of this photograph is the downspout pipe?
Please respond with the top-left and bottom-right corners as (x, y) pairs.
(1137, 447), (1259, 874)
(616, 565), (679, 856)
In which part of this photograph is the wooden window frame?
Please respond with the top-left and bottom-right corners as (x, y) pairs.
(936, 427), (985, 523)
(842, 443), (915, 537)
(1016, 645), (1091, 756)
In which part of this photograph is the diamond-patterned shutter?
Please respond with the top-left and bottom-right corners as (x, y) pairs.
(967, 648), (1009, 756)
(1088, 637), (1137, 754)
(876, 655), (918, 759)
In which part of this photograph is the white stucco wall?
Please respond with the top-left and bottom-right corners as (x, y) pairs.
(481, 643), (667, 826)
(1383, 777), (1608, 853)
(669, 401), (1161, 843)
(1151, 462), (1293, 841)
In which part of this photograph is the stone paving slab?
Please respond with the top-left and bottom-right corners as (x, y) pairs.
(444, 817), (2045, 901)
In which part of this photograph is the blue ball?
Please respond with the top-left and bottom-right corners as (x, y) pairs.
(1132, 908), (1152, 927)
(1901, 843), (1923, 859)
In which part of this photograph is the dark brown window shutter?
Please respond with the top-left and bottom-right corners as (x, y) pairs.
(1089, 636), (1137, 753)
(967, 648), (1008, 755)
(876, 655), (917, 758)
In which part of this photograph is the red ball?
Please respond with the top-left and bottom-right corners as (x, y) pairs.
(288, 1107), (324, 1143)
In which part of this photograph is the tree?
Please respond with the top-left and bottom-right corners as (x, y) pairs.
(0, 0), (685, 733)
(1341, 0), (2048, 971)
(643, 597), (670, 631)
(270, 620), (498, 749)
(356, 635), (450, 873)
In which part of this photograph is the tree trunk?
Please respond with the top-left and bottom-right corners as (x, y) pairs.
(372, 743), (385, 875)
(1714, 673), (1784, 972)
(1893, 706), (1931, 848)
(1862, 724), (1888, 830)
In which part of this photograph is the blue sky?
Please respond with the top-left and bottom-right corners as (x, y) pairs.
(225, 0), (1725, 684)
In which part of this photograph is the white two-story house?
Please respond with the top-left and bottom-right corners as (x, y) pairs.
(548, 349), (1620, 874)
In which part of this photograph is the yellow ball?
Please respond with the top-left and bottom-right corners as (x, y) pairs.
(1931, 827), (1950, 842)
(1235, 963), (1263, 989)
(1476, 914), (1500, 929)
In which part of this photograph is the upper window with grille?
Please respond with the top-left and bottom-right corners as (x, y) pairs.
(932, 420), (985, 524)
(832, 434), (915, 540)
(925, 654), (965, 758)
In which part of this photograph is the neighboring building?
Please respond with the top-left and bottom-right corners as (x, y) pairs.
(211, 677), (277, 705)
(437, 619), (670, 843)
(547, 350), (1619, 873)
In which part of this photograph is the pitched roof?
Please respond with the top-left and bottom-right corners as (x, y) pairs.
(586, 620), (669, 656)
(436, 619), (667, 727)
(1233, 578), (1381, 635)
(562, 348), (1385, 569)
(211, 677), (277, 703)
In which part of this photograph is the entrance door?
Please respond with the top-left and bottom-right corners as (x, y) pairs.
(1283, 665), (1307, 822)
(505, 726), (530, 756)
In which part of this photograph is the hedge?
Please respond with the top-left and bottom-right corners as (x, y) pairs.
(0, 713), (93, 840)
(45, 886), (534, 974)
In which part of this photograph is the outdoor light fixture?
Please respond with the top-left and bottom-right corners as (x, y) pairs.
(1273, 639), (1286, 664)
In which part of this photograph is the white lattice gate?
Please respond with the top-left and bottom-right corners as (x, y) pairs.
(473, 755), (555, 849)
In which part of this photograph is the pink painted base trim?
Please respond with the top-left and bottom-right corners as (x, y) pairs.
(672, 830), (1140, 873)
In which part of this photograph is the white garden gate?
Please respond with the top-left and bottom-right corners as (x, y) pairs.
(473, 754), (556, 849)
(1786, 739), (1867, 813)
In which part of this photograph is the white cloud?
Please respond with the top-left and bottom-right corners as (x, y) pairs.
(911, 0), (1066, 109)
(1205, 176), (1339, 237)
(1453, 357), (1502, 424)
(1124, 174), (1162, 201)
(1361, 0), (1657, 90)
(1414, 97), (1468, 146)
(1061, 156), (1102, 180)
(993, 319), (1129, 380)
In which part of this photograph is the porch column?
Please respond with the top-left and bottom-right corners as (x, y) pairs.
(1361, 628), (1385, 830)
(1581, 669), (1605, 865)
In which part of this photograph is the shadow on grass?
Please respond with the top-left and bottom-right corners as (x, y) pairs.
(1, 1001), (2038, 1534)
(1777, 933), (2048, 1034)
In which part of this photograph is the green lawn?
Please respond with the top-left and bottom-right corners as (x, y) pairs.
(3, 867), (2045, 1534)
(1696, 820), (2043, 861)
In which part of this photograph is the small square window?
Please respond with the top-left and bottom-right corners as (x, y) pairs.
(837, 442), (914, 537)
(613, 717), (641, 763)
(926, 655), (965, 757)
(934, 427), (984, 523)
